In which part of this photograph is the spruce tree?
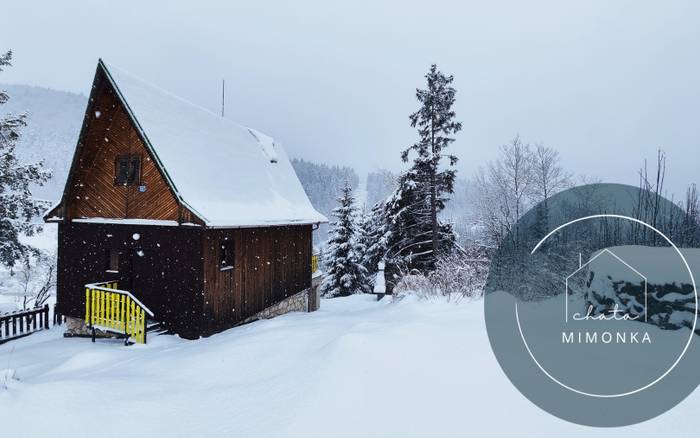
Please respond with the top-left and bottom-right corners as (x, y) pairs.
(402, 64), (461, 258)
(0, 50), (51, 268)
(382, 64), (461, 274)
(360, 202), (388, 275)
(384, 169), (455, 275)
(320, 182), (367, 298)
(356, 203), (389, 293)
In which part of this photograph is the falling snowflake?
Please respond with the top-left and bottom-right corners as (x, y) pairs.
(132, 233), (140, 241)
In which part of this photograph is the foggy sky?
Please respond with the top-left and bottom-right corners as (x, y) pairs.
(1, 0), (698, 198)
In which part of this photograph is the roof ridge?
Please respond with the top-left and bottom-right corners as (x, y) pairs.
(101, 60), (260, 137)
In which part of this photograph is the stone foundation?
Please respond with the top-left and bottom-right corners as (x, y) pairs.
(64, 316), (115, 338)
(243, 288), (316, 323)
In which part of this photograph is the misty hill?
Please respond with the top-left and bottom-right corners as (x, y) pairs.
(0, 83), (86, 201)
(291, 158), (360, 244)
(365, 169), (396, 208)
(291, 158), (359, 218)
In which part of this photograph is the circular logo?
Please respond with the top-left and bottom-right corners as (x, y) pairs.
(484, 183), (699, 427)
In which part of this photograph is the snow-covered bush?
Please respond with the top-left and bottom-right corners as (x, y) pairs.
(393, 273), (434, 299)
(429, 252), (488, 298)
(392, 250), (489, 300)
(0, 249), (56, 310)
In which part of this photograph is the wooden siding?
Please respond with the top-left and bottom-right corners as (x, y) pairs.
(56, 222), (204, 339)
(202, 225), (312, 334)
(64, 67), (200, 224)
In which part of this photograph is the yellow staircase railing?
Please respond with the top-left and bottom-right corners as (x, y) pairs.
(311, 254), (319, 274)
(85, 281), (154, 344)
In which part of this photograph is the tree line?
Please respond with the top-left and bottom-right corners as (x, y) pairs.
(319, 65), (700, 299)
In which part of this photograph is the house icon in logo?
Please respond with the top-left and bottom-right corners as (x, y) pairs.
(564, 248), (648, 322)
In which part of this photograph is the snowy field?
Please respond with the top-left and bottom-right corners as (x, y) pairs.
(0, 294), (697, 437)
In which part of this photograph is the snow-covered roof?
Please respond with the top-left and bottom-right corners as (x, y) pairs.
(101, 61), (326, 227)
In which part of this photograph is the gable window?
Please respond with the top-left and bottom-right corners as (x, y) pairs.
(220, 240), (235, 271)
(105, 248), (119, 273)
(115, 155), (141, 185)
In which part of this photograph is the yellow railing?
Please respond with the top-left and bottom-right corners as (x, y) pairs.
(311, 254), (319, 273)
(85, 281), (153, 344)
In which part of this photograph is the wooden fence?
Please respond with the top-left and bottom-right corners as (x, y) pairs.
(0, 304), (52, 345)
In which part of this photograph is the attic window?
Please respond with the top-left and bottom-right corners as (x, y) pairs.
(220, 240), (235, 271)
(115, 155), (141, 185)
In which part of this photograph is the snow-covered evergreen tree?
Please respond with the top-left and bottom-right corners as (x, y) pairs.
(383, 169), (456, 276)
(0, 50), (51, 268)
(379, 65), (461, 277)
(359, 202), (388, 276)
(400, 64), (461, 259)
(355, 203), (388, 292)
(320, 182), (367, 297)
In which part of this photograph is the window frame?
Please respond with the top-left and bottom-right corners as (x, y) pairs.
(105, 248), (119, 273)
(219, 239), (235, 271)
(114, 154), (142, 186)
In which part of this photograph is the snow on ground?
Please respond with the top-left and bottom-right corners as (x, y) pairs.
(0, 294), (697, 437)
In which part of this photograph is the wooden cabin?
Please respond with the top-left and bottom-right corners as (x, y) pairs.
(45, 60), (326, 340)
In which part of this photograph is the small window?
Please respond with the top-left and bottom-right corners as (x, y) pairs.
(220, 240), (235, 271)
(105, 249), (119, 273)
(115, 155), (141, 185)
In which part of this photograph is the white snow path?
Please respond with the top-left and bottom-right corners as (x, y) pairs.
(0, 294), (697, 437)
(355, 173), (368, 210)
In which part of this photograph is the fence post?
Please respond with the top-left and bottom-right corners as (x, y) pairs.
(44, 304), (50, 328)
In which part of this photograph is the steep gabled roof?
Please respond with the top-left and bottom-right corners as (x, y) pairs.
(48, 60), (326, 228)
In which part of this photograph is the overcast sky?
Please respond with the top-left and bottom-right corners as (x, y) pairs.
(1, 0), (698, 198)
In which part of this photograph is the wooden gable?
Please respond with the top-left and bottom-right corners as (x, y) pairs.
(54, 64), (201, 224)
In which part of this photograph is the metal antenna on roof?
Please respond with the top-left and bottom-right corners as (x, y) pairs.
(221, 79), (225, 117)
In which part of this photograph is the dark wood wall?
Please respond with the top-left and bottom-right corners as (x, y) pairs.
(57, 222), (204, 338)
(57, 222), (312, 338)
(201, 225), (312, 334)
(63, 67), (200, 224)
